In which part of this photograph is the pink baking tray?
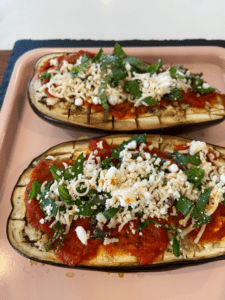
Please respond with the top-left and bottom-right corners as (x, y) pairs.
(1, 46), (225, 300)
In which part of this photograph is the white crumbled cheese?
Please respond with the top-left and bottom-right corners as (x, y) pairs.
(39, 218), (45, 224)
(75, 226), (89, 245)
(168, 164), (179, 173)
(93, 96), (101, 105)
(189, 140), (207, 155)
(50, 58), (59, 67)
(103, 238), (119, 245)
(125, 140), (137, 150)
(75, 98), (83, 106)
(96, 141), (103, 149)
(108, 94), (119, 106)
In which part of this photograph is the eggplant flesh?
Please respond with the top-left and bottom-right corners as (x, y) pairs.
(7, 134), (225, 272)
(28, 52), (225, 131)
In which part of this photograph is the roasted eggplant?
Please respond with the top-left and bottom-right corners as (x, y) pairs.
(28, 44), (225, 131)
(7, 134), (225, 272)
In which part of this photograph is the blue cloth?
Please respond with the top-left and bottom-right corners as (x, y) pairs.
(1, 39), (225, 109)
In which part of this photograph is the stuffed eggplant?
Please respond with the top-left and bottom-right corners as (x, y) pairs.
(7, 134), (225, 271)
(28, 43), (225, 131)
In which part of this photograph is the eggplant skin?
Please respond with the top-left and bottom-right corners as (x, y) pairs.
(7, 134), (225, 272)
(28, 52), (225, 131)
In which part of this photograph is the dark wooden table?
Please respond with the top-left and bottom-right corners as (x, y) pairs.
(0, 50), (11, 84)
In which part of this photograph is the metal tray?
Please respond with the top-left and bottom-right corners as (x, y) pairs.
(1, 46), (225, 300)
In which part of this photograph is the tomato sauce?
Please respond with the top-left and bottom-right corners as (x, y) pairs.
(24, 139), (225, 266)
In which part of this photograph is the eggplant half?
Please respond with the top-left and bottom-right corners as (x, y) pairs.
(7, 134), (225, 272)
(28, 50), (225, 131)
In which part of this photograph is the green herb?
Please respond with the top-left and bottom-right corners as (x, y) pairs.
(123, 80), (142, 99)
(191, 187), (212, 227)
(50, 165), (63, 181)
(142, 96), (158, 106)
(29, 179), (42, 201)
(171, 232), (181, 257)
(167, 151), (201, 168)
(91, 228), (109, 241)
(113, 42), (127, 59)
(176, 194), (193, 217)
(122, 56), (147, 72)
(164, 86), (183, 101)
(146, 59), (163, 76)
(71, 53), (90, 76)
(44, 221), (64, 252)
(40, 181), (58, 217)
(184, 168), (205, 189)
(76, 202), (95, 216)
(135, 211), (143, 217)
(103, 207), (119, 220)
(131, 152), (140, 159)
(192, 73), (216, 94)
(98, 74), (113, 120)
(169, 66), (186, 80)
(101, 157), (114, 170)
(58, 184), (74, 205)
(92, 48), (104, 63)
(40, 72), (51, 79)
(111, 134), (146, 160)
(137, 219), (181, 257)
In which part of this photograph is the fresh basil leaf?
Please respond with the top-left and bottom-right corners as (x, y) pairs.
(91, 228), (109, 241)
(44, 221), (64, 252)
(72, 153), (84, 179)
(188, 152), (201, 166)
(101, 157), (114, 170)
(92, 48), (104, 63)
(169, 66), (186, 80)
(113, 42), (127, 59)
(135, 211), (143, 217)
(76, 202), (94, 216)
(111, 134), (146, 159)
(176, 194), (193, 217)
(58, 184), (74, 205)
(40, 181), (58, 217)
(111, 67), (127, 86)
(131, 152), (140, 159)
(122, 56), (147, 72)
(192, 73), (216, 94)
(164, 86), (183, 101)
(98, 74), (112, 120)
(40, 72), (51, 79)
(29, 179), (42, 201)
(167, 151), (201, 168)
(50, 165), (63, 181)
(146, 59), (163, 76)
(71, 53), (90, 76)
(184, 168), (205, 189)
(142, 96), (158, 106)
(123, 80), (142, 99)
(171, 232), (181, 257)
(191, 187), (212, 227)
(137, 219), (153, 230)
(103, 207), (119, 220)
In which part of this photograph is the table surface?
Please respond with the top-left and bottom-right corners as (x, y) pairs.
(0, 50), (11, 84)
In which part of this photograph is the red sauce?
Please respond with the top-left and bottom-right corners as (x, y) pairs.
(189, 204), (225, 244)
(24, 139), (225, 266)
